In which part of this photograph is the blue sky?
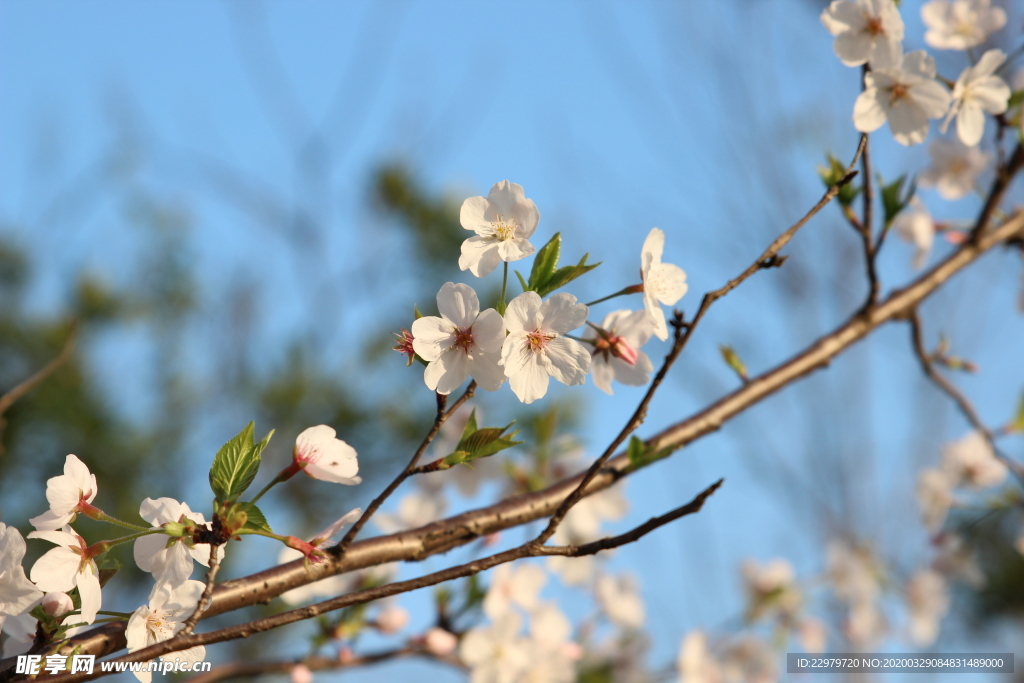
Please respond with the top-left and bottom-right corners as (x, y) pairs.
(2, 0), (1023, 680)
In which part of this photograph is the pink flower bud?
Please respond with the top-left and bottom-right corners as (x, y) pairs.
(290, 665), (312, 683)
(423, 627), (457, 656)
(608, 336), (638, 365)
(337, 646), (354, 664)
(42, 591), (74, 617)
(375, 606), (409, 634)
(284, 536), (328, 564)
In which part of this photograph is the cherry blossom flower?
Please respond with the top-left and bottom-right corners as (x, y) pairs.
(125, 580), (206, 683)
(27, 527), (101, 632)
(556, 485), (627, 543)
(424, 627), (458, 656)
(375, 605), (409, 634)
(931, 533), (985, 587)
(290, 425), (361, 485)
(375, 489), (446, 533)
(459, 180), (539, 278)
(460, 611), (530, 683)
(595, 574), (644, 629)
(0, 524), (43, 630)
(906, 569), (949, 645)
(941, 431), (1007, 489)
(640, 228), (688, 341)
(1, 612), (36, 657)
(893, 199), (936, 269)
(40, 591), (73, 617)
(921, 0), (1007, 51)
(827, 540), (887, 646)
(523, 603), (577, 682)
(853, 50), (952, 146)
(501, 292), (590, 404)
(583, 310), (655, 395)
(483, 563), (547, 619)
(392, 328), (416, 366)
(943, 49), (1011, 146)
(916, 468), (955, 532)
(798, 618), (828, 653)
(920, 138), (989, 200)
(134, 498), (216, 585)
(411, 282), (506, 394)
(741, 558), (802, 620)
(29, 454), (99, 531)
(678, 630), (723, 683)
(820, 0), (904, 68)
(290, 665), (314, 683)
(719, 637), (778, 683)
(546, 554), (595, 588)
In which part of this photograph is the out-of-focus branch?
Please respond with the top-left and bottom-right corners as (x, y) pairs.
(0, 324), (77, 418)
(48, 480), (725, 683)
(179, 545), (224, 637)
(906, 311), (1024, 481)
(18, 193), (1024, 683)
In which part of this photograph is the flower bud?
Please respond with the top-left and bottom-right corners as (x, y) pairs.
(608, 336), (639, 366)
(423, 627), (457, 656)
(337, 646), (354, 664)
(290, 664), (313, 683)
(42, 591), (74, 617)
(375, 605), (409, 634)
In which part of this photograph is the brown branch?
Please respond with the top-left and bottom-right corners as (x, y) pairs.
(906, 311), (1024, 481)
(972, 143), (1024, 243)
(334, 383), (473, 553)
(0, 324), (77, 418)
(41, 480), (724, 683)
(534, 137), (864, 544)
(858, 125), (880, 307)
(179, 545), (224, 636)
(17, 203), (1024, 683)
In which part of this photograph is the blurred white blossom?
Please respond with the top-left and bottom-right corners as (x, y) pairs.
(943, 49), (1011, 146)
(821, 0), (904, 68)
(921, 0), (1007, 50)
(905, 569), (949, 645)
(920, 138), (988, 200)
(941, 431), (1007, 489)
(893, 199), (936, 269)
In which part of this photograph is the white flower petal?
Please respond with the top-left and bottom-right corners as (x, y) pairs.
(538, 293), (589, 335)
(544, 338), (591, 387)
(458, 236), (504, 278)
(503, 292), (543, 334)
(437, 282), (480, 329)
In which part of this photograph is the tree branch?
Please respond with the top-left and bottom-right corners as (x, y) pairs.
(0, 324), (77, 418)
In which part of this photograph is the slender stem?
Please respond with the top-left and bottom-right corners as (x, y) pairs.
(498, 262), (508, 315)
(248, 469), (291, 506)
(235, 528), (291, 543)
(584, 285), (642, 308)
(90, 510), (150, 532)
(97, 528), (167, 550)
(95, 611), (134, 619)
(179, 544), (224, 637)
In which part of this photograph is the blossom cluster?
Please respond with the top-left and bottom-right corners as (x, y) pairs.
(398, 180), (688, 403)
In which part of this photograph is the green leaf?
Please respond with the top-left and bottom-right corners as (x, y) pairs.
(413, 304), (424, 320)
(468, 433), (523, 460)
(1011, 390), (1024, 433)
(515, 270), (529, 293)
(818, 153), (859, 207)
(626, 435), (647, 468)
(459, 408), (479, 443)
(535, 254), (601, 297)
(528, 232), (561, 290)
(879, 173), (917, 228)
(1008, 90), (1024, 110)
(719, 344), (748, 381)
(241, 502), (272, 532)
(209, 422), (275, 503)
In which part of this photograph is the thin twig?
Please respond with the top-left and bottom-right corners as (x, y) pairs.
(335, 382), (474, 553)
(857, 104), (880, 308)
(48, 480), (723, 682)
(534, 138), (864, 545)
(0, 324), (77, 417)
(972, 143), (1024, 243)
(906, 311), (1024, 481)
(179, 545), (225, 636)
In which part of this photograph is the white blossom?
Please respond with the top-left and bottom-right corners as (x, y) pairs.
(920, 138), (989, 200)
(678, 631), (722, 683)
(741, 558), (801, 620)
(893, 199), (936, 269)
(1, 612), (36, 657)
(125, 580), (206, 683)
(640, 228), (688, 341)
(943, 49), (1011, 146)
(906, 569), (949, 645)
(854, 50), (952, 146)
(290, 665), (313, 683)
(827, 540), (887, 646)
(460, 611), (530, 683)
(40, 592), (73, 618)
(291, 425), (361, 485)
(412, 282), (506, 394)
(584, 310), (655, 395)
(797, 618), (828, 653)
(718, 637), (777, 683)
(424, 627), (458, 656)
(459, 180), (539, 278)
(133, 498), (216, 585)
(922, 0), (1007, 51)
(821, 0), (904, 68)
(941, 431), (1007, 489)
(556, 485), (627, 544)
(375, 489), (446, 534)
(0, 524), (43, 631)
(916, 467), (955, 532)
(27, 527), (101, 633)
(501, 291), (590, 404)
(546, 554), (595, 588)
(483, 563), (547, 619)
(595, 573), (644, 629)
(931, 533), (985, 587)
(30, 454), (98, 531)
(522, 603), (577, 683)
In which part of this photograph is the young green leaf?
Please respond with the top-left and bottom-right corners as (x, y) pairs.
(818, 153), (859, 207)
(535, 254), (601, 298)
(626, 435), (648, 468)
(719, 345), (749, 382)
(209, 423), (275, 503)
(459, 408), (479, 443)
(528, 232), (562, 290)
(240, 502), (272, 533)
(515, 270), (529, 293)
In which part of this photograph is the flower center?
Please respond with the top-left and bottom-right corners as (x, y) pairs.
(146, 609), (175, 640)
(525, 330), (553, 352)
(452, 327), (475, 353)
(864, 15), (884, 36)
(889, 82), (909, 105)
(491, 214), (519, 241)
